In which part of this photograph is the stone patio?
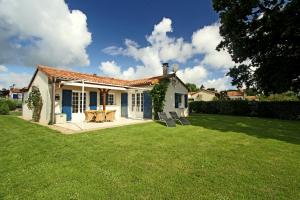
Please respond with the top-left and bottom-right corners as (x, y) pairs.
(51, 118), (152, 134)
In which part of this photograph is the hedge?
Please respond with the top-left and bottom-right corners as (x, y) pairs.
(189, 100), (300, 120)
(0, 102), (9, 115)
(0, 99), (20, 111)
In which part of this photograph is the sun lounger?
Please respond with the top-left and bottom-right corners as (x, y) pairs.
(158, 112), (176, 127)
(169, 111), (191, 125)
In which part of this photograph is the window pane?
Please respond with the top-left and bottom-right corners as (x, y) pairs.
(72, 92), (78, 113)
(108, 94), (114, 105)
(141, 93), (144, 112)
(79, 93), (87, 112)
(137, 93), (140, 112)
(132, 94), (135, 111)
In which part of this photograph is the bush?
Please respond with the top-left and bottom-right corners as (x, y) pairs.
(6, 99), (17, 111)
(0, 102), (10, 115)
(15, 100), (22, 109)
(189, 100), (300, 120)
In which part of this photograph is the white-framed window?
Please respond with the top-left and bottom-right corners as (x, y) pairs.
(72, 92), (86, 113)
(107, 93), (115, 105)
(136, 93), (140, 112)
(132, 92), (144, 112)
(178, 94), (183, 108)
(132, 94), (135, 111)
(141, 93), (144, 112)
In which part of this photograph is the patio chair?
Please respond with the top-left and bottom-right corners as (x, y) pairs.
(95, 111), (105, 122)
(169, 111), (191, 125)
(105, 110), (116, 122)
(158, 112), (176, 127)
(85, 110), (96, 122)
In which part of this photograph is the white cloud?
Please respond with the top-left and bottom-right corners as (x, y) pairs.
(0, 65), (8, 72)
(102, 18), (235, 89)
(176, 66), (207, 86)
(0, 0), (92, 67)
(203, 76), (234, 91)
(0, 72), (31, 89)
(192, 23), (234, 68)
(99, 61), (121, 77)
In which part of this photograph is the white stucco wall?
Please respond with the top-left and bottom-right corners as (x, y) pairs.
(164, 77), (188, 117)
(190, 91), (216, 101)
(22, 71), (52, 124)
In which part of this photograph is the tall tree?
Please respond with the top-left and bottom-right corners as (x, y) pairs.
(212, 0), (300, 94)
(186, 83), (199, 92)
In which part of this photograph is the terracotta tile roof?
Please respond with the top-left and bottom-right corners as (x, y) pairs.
(227, 91), (244, 96)
(128, 74), (175, 86)
(37, 65), (172, 87)
(10, 88), (22, 93)
(38, 65), (130, 86)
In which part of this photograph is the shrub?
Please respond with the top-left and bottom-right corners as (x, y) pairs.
(189, 100), (300, 120)
(26, 86), (43, 122)
(149, 79), (169, 119)
(0, 102), (10, 115)
(0, 99), (18, 111)
(15, 100), (22, 109)
(6, 99), (17, 111)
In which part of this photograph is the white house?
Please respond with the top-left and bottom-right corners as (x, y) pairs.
(9, 87), (24, 100)
(22, 63), (189, 124)
(188, 89), (218, 101)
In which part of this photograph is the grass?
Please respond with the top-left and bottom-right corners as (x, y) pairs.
(0, 114), (299, 199)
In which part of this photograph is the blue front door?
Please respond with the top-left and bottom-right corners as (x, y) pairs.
(143, 91), (152, 119)
(62, 90), (72, 121)
(121, 93), (128, 117)
(89, 92), (97, 110)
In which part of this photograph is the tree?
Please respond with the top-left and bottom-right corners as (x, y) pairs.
(212, 0), (300, 94)
(259, 91), (299, 101)
(186, 83), (199, 92)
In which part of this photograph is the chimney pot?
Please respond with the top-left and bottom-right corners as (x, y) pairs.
(162, 63), (169, 77)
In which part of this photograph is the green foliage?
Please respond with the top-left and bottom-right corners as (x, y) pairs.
(213, 0), (300, 94)
(190, 100), (300, 120)
(245, 88), (258, 96)
(6, 99), (16, 110)
(26, 86), (43, 122)
(186, 83), (199, 92)
(0, 99), (17, 111)
(259, 91), (299, 101)
(149, 79), (169, 119)
(0, 102), (9, 115)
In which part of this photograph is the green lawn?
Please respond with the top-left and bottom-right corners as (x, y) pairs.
(0, 114), (299, 199)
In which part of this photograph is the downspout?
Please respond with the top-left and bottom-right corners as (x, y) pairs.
(50, 77), (56, 124)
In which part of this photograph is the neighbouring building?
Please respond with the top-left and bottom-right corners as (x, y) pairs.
(22, 63), (189, 124)
(188, 89), (218, 101)
(226, 90), (245, 100)
(9, 87), (25, 100)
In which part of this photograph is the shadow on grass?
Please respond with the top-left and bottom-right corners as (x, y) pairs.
(188, 114), (300, 145)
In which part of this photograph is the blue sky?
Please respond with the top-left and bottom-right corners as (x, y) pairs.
(0, 0), (235, 90)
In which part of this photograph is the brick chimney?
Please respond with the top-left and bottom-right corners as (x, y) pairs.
(162, 63), (169, 77)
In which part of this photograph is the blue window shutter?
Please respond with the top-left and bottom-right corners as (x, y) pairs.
(184, 94), (188, 108)
(143, 91), (152, 119)
(175, 93), (179, 108)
